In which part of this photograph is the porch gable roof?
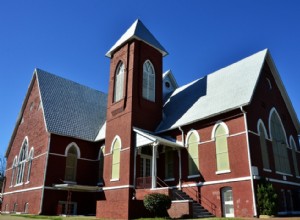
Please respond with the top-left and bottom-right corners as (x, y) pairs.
(134, 127), (183, 148)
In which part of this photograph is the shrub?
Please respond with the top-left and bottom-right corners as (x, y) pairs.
(257, 180), (278, 216)
(143, 193), (172, 217)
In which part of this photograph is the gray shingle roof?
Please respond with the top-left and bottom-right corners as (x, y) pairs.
(106, 19), (168, 58)
(156, 49), (268, 132)
(36, 69), (107, 141)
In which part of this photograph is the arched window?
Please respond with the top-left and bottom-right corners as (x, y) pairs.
(290, 136), (299, 177)
(11, 156), (18, 186)
(98, 146), (104, 185)
(65, 144), (79, 182)
(26, 147), (34, 182)
(111, 136), (121, 180)
(269, 109), (290, 174)
(114, 62), (125, 102)
(24, 202), (29, 213)
(16, 139), (28, 184)
(186, 130), (199, 176)
(213, 122), (230, 173)
(143, 60), (155, 101)
(257, 120), (270, 170)
(13, 203), (18, 212)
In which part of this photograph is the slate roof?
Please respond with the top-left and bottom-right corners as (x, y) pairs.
(106, 19), (168, 57)
(156, 49), (268, 132)
(36, 69), (107, 141)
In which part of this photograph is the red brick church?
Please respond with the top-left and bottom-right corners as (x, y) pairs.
(2, 20), (300, 219)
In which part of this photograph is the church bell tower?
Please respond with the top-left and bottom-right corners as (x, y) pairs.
(97, 20), (168, 219)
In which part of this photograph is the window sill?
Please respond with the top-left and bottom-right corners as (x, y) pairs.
(216, 170), (231, 175)
(164, 178), (175, 182)
(63, 181), (77, 184)
(296, 176), (300, 179)
(110, 178), (119, 182)
(25, 181), (30, 185)
(275, 171), (292, 177)
(14, 183), (23, 187)
(187, 174), (200, 179)
(263, 168), (272, 173)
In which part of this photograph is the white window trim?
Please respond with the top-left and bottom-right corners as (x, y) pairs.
(216, 170), (231, 175)
(211, 121), (229, 140)
(65, 142), (81, 158)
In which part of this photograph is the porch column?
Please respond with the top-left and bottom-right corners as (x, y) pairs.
(177, 149), (182, 190)
(151, 142), (158, 189)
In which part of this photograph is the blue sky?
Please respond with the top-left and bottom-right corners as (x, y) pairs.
(0, 1), (300, 157)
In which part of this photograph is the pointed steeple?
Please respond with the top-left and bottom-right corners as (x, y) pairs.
(106, 19), (168, 57)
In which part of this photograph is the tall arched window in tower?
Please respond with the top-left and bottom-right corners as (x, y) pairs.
(111, 136), (121, 180)
(213, 122), (230, 173)
(114, 62), (125, 102)
(16, 139), (28, 184)
(65, 144), (79, 182)
(290, 136), (299, 177)
(257, 120), (270, 170)
(26, 147), (34, 182)
(187, 130), (200, 176)
(143, 60), (155, 101)
(269, 109), (290, 174)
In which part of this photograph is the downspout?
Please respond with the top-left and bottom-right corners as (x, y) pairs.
(179, 126), (185, 147)
(240, 106), (257, 217)
(178, 127), (184, 189)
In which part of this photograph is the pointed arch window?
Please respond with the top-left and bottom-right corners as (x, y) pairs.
(257, 120), (270, 170)
(213, 123), (230, 173)
(16, 139), (28, 184)
(65, 144), (79, 182)
(269, 109), (290, 174)
(26, 147), (34, 182)
(98, 146), (105, 185)
(187, 131), (200, 176)
(290, 136), (299, 177)
(143, 60), (155, 101)
(111, 137), (121, 180)
(114, 62), (125, 102)
(11, 156), (18, 186)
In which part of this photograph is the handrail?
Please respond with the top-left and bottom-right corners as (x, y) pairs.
(156, 177), (186, 200)
(182, 182), (216, 216)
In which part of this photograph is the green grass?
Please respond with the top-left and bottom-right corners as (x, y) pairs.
(1, 215), (97, 220)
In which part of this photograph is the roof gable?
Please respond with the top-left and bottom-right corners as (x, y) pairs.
(36, 69), (107, 141)
(106, 19), (168, 58)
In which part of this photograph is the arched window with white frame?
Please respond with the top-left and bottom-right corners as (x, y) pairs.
(269, 108), (290, 174)
(98, 146), (105, 185)
(114, 62), (125, 102)
(212, 122), (230, 173)
(11, 156), (18, 186)
(143, 60), (155, 101)
(16, 138), (28, 184)
(111, 136), (121, 180)
(290, 136), (299, 177)
(186, 130), (200, 177)
(64, 143), (80, 182)
(257, 120), (270, 170)
(26, 147), (34, 182)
